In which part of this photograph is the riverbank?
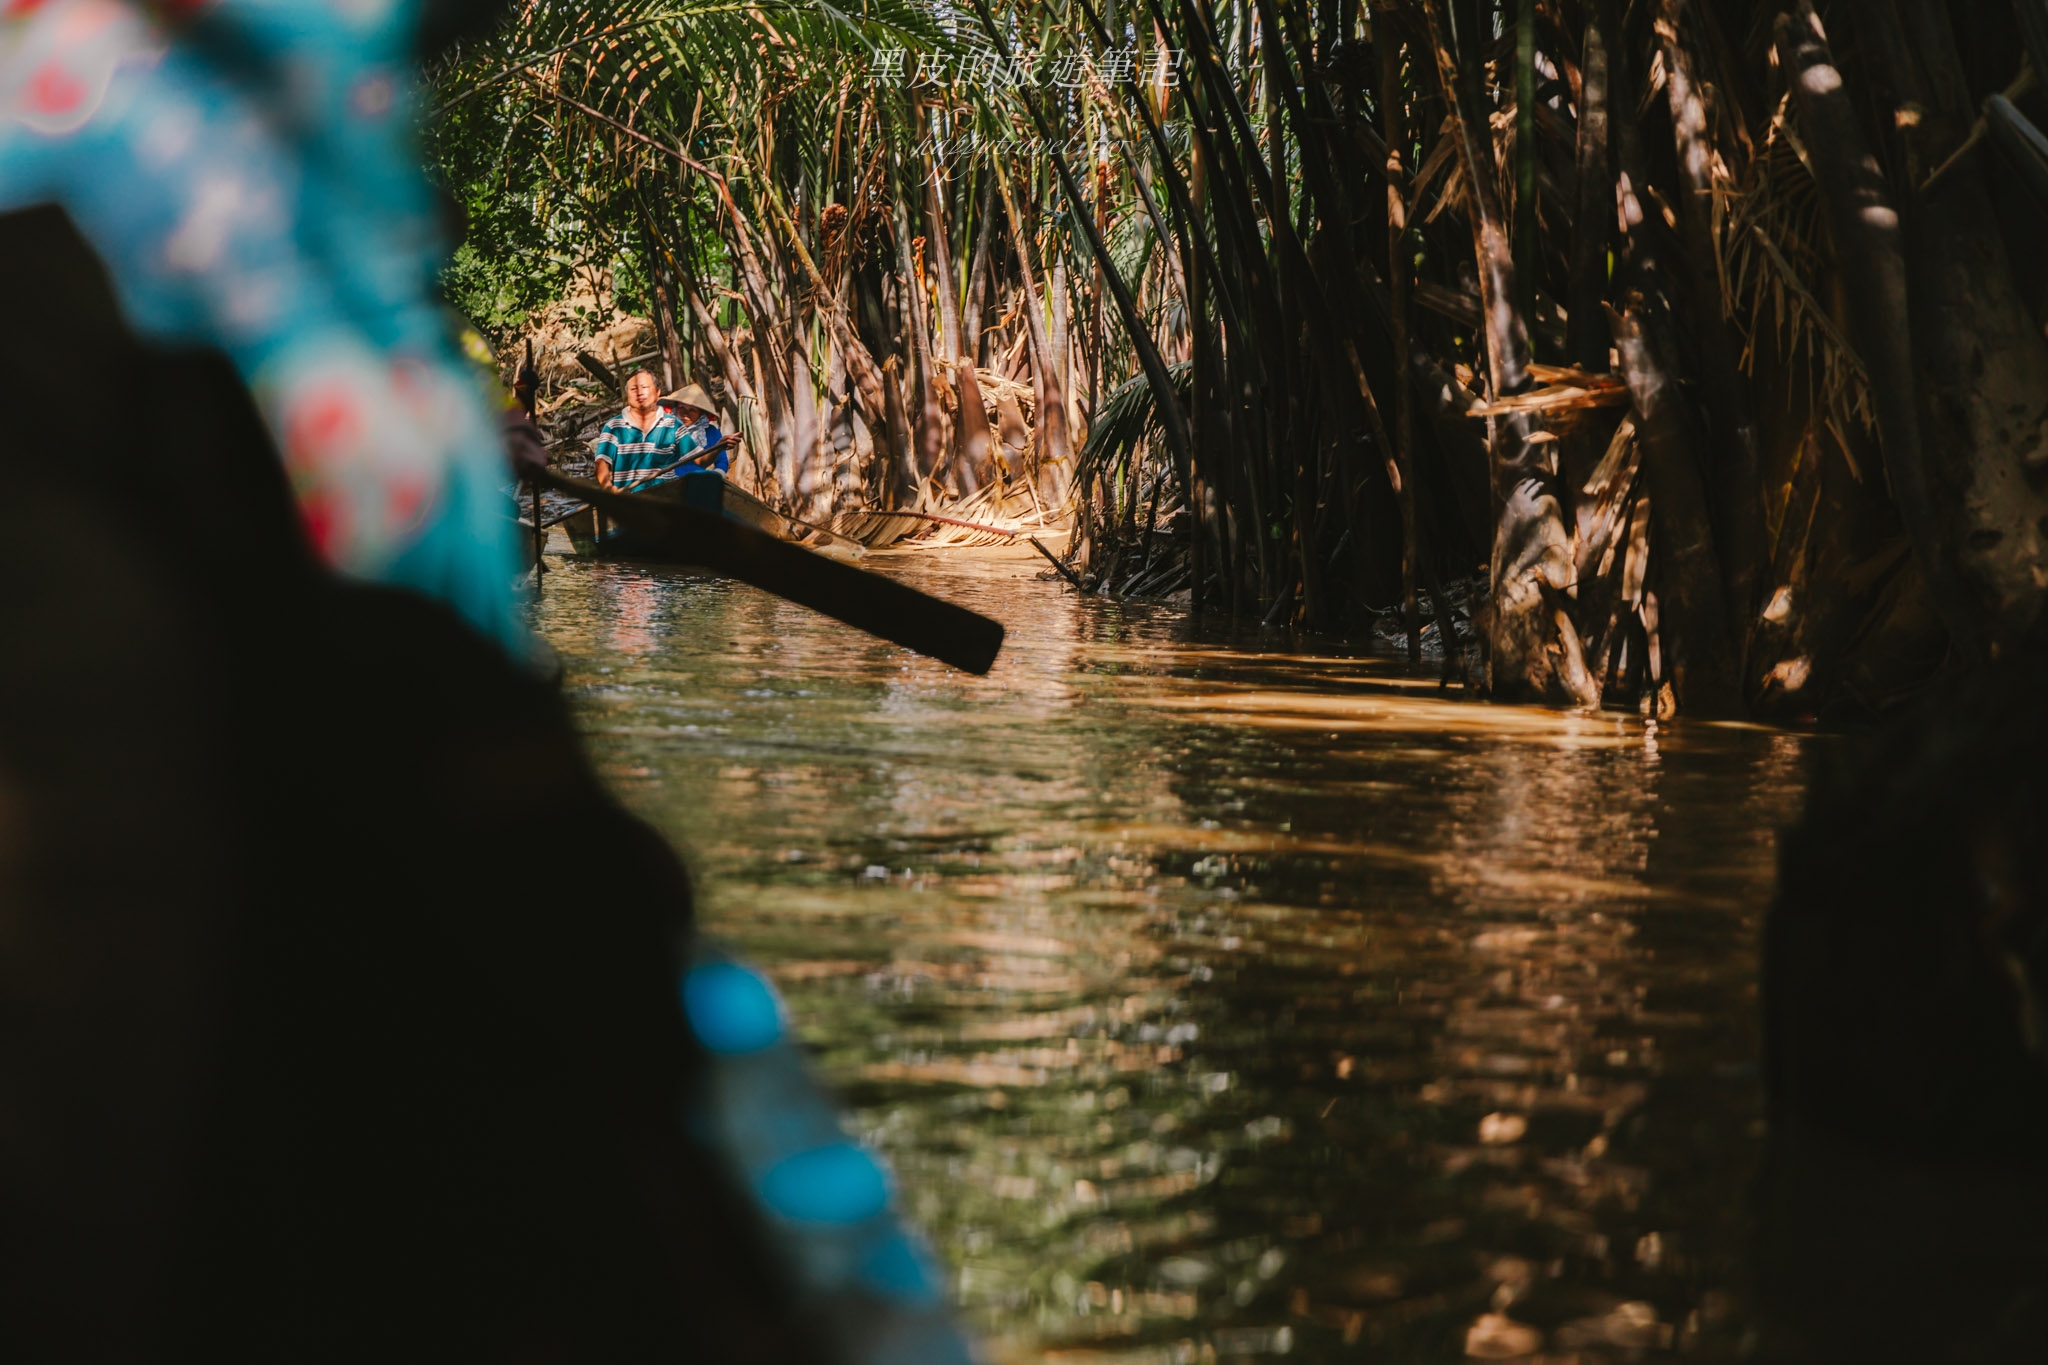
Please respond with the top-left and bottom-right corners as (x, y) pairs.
(532, 550), (1809, 1362)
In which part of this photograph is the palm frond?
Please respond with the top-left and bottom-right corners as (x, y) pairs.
(1720, 103), (1876, 446)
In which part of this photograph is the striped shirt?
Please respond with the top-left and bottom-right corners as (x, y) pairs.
(593, 409), (688, 491)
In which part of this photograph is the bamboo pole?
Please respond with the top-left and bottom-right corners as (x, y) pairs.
(1514, 0), (1537, 329)
(1566, 1), (1612, 371)
(989, 157), (1067, 492)
(1656, 0), (1763, 638)
(1383, 16), (1422, 662)
(1779, 0), (1983, 653)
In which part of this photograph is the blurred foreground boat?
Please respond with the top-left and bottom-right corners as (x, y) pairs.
(683, 950), (971, 1365)
(1, 204), (980, 1363)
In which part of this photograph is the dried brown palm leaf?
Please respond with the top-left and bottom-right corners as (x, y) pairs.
(1720, 101), (1876, 453)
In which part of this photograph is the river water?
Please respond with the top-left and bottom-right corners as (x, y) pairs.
(530, 546), (1813, 1363)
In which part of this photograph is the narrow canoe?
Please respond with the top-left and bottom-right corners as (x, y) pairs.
(550, 470), (866, 563)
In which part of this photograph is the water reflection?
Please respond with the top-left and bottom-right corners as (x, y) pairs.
(532, 549), (1810, 1362)
(604, 574), (664, 658)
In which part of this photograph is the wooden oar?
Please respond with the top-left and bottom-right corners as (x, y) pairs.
(533, 470), (1006, 676)
(644, 433), (741, 482)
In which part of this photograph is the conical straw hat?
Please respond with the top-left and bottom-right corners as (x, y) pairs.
(662, 382), (716, 412)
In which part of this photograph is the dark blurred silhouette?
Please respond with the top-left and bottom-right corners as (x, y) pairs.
(0, 204), (812, 1363)
(1761, 632), (2048, 1360)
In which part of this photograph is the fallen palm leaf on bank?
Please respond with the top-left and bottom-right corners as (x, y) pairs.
(1466, 368), (1632, 418)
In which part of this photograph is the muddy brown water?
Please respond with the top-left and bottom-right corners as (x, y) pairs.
(530, 545), (1813, 1363)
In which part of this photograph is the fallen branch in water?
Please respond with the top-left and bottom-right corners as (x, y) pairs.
(1027, 536), (1084, 589)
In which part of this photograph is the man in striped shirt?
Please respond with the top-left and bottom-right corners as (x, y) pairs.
(593, 370), (688, 491)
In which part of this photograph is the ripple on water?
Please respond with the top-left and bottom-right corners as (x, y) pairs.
(533, 547), (1811, 1363)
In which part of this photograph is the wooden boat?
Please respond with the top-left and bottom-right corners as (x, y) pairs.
(548, 470), (866, 563)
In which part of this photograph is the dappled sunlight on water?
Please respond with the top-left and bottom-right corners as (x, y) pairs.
(532, 547), (1811, 1363)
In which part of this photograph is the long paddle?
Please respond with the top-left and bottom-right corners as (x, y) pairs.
(644, 432), (740, 482)
(533, 470), (1006, 676)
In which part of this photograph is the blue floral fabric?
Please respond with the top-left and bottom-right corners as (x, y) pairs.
(0, 0), (517, 649)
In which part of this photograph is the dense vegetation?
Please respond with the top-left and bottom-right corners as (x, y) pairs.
(429, 1), (2048, 719)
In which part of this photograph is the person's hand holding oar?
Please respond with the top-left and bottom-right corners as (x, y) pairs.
(651, 434), (741, 480)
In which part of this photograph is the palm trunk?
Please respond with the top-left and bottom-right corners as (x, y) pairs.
(1602, 0), (1736, 713)
(951, 174), (998, 495)
(789, 336), (826, 516)
(682, 281), (751, 409)
(880, 353), (918, 508)
(962, 171), (997, 364)
(641, 221), (685, 389)
(1382, 24), (1421, 661)
(1567, 2), (1612, 370)
(1657, 0), (1763, 642)
(924, 169), (962, 362)
(1420, 0), (1594, 706)
(977, 0), (1195, 515)
(1513, 0), (1537, 328)
(1609, 304), (1739, 712)
(678, 263), (763, 487)
(1048, 255), (1072, 505)
(1775, 1), (1981, 655)
(891, 179), (945, 502)
(715, 191), (795, 502)
(756, 185), (896, 485)
(1863, 0), (2048, 649)
(991, 158), (1070, 494)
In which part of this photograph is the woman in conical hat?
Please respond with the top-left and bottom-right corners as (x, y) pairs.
(662, 382), (718, 419)
(660, 382), (736, 474)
